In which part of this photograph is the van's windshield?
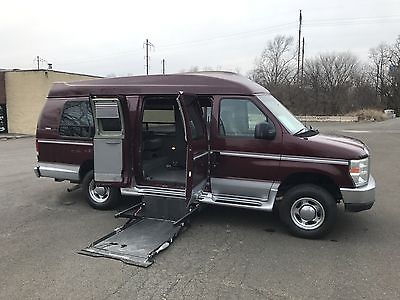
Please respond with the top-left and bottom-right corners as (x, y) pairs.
(257, 94), (306, 135)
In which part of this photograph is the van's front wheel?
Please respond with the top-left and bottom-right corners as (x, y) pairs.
(82, 171), (120, 210)
(279, 184), (337, 239)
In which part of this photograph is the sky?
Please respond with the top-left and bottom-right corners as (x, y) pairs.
(1, 0), (400, 77)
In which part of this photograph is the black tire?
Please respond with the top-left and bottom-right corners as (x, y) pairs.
(272, 201), (281, 219)
(82, 170), (121, 210)
(279, 184), (337, 239)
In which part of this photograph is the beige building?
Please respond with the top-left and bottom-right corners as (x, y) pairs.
(0, 69), (100, 134)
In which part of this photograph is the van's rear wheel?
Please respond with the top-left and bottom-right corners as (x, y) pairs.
(279, 184), (337, 239)
(82, 171), (120, 210)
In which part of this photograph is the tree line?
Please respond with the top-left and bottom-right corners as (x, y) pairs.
(248, 35), (400, 116)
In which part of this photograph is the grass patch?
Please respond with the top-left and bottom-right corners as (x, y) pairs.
(347, 109), (388, 122)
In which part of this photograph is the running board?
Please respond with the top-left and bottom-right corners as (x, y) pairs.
(199, 192), (275, 212)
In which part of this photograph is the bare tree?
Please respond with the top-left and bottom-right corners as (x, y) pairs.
(369, 36), (400, 111)
(249, 34), (399, 115)
(304, 53), (359, 114)
(387, 36), (400, 111)
(369, 43), (391, 102)
(250, 35), (296, 88)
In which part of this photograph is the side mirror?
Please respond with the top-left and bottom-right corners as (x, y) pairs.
(255, 122), (276, 140)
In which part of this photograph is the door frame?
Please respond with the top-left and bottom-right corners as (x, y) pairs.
(176, 92), (209, 205)
(208, 95), (283, 203)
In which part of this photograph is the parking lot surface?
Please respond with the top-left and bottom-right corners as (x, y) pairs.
(1, 119), (399, 299)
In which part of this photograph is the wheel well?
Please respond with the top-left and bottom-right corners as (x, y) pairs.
(277, 172), (342, 202)
(79, 160), (94, 182)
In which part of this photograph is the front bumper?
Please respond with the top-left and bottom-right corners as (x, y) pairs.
(340, 176), (375, 212)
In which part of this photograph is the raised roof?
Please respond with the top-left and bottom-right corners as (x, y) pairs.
(48, 71), (269, 98)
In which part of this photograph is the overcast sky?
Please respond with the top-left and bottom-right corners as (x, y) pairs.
(2, 0), (400, 77)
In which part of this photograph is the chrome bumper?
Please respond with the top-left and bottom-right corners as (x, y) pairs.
(33, 162), (80, 181)
(340, 176), (375, 212)
(34, 166), (40, 178)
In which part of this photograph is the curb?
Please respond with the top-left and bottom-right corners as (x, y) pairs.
(0, 134), (34, 141)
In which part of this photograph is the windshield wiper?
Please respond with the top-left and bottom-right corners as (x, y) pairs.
(294, 127), (307, 136)
(294, 126), (319, 137)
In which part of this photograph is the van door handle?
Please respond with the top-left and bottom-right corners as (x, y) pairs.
(106, 140), (121, 144)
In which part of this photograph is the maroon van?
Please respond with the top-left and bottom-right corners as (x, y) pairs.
(34, 72), (375, 239)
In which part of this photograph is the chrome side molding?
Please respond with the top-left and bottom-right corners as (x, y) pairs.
(216, 150), (348, 166)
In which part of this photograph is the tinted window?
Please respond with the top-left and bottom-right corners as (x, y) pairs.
(59, 101), (94, 138)
(99, 118), (122, 131)
(142, 105), (176, 134)
(93, 100), (123, 134)
(219, 98), (268, 137)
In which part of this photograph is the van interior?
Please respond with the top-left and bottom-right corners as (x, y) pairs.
(140, 96), (187, 187)
(139, 96), (212, 187)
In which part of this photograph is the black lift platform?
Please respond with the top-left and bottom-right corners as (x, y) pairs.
(79, 196), (198, 267)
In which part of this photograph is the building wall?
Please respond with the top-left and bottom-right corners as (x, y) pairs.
(5, 70), (99, 134)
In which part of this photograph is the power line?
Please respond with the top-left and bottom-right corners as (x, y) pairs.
(303, 16), (400, 27)
(59, 48), (144, 66)
(57, 23), (296, 68)
(305, 15), (400, 24)
(156, 22), (297, 50)
(55, 14), (400, 68)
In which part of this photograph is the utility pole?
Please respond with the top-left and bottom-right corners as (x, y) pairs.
(301, 37), (305, 84)
(297, 9), (302, 83)
(143, 39), (154, 75)
(162, 59), (166, 75)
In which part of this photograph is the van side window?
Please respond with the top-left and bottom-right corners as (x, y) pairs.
(59, 101), (94, 138)
(143, 106), (176, 134)
(93, 100), (123, 134)
(219, 98), (268, 137)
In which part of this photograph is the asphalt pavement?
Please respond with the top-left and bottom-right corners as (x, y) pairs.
(0, 119), (399, 299)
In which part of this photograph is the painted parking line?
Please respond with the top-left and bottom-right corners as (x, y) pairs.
(341, 129), (400, 134)
(341, 130), (370, 133)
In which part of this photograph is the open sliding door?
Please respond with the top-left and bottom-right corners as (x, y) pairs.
(91, 98), (124, 183)
(176, 92), (209, 204)
(80, 94), (208, 267)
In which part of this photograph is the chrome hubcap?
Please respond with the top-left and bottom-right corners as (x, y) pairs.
(89, 180), (110, 203)
(290, 197), (325, 230)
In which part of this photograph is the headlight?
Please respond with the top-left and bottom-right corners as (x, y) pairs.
(349, 157), (369, 187)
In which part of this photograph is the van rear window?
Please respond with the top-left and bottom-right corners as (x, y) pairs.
(59, 100), (94, 138)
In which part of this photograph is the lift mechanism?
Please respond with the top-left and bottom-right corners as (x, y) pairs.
(79, 196), (199, 267)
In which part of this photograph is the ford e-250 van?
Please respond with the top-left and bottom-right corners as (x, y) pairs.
(34, 72), (375, 240)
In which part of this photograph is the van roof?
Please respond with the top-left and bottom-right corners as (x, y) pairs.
(47, 71), (269, 98)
